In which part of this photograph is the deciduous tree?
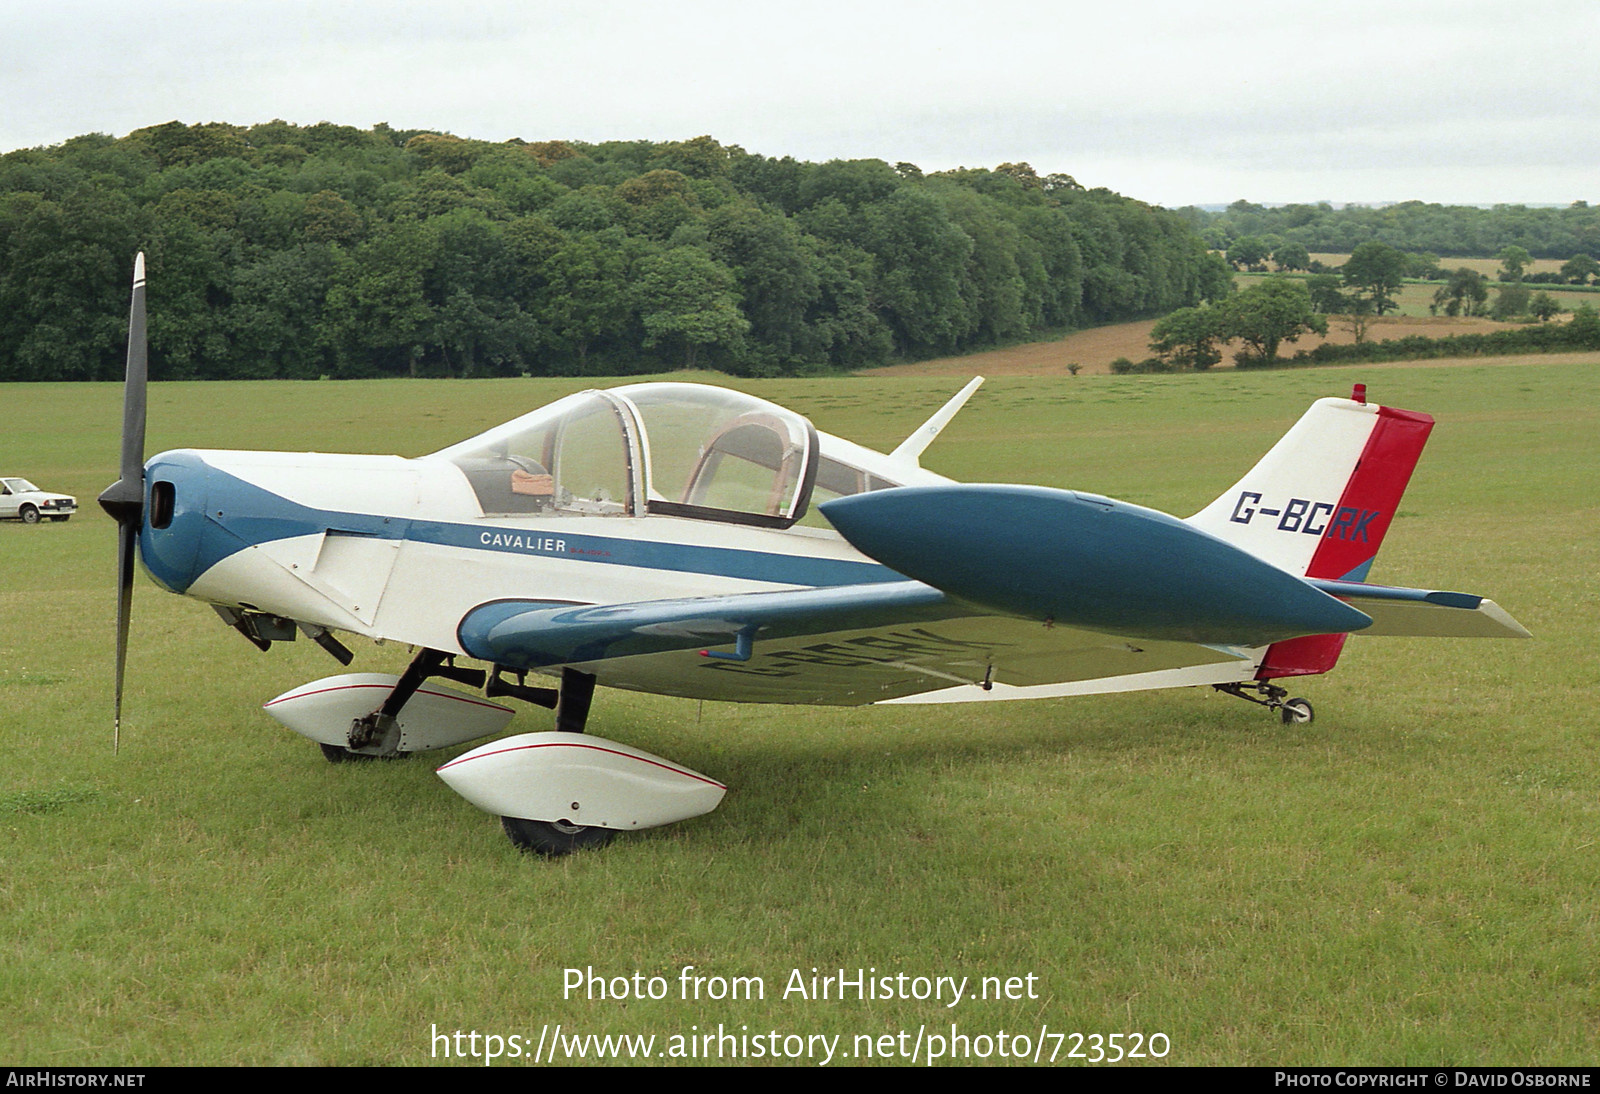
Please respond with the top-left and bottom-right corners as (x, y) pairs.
(1148, 306), (1225, 370)
(1226, 235), (1271, 271)
(1496, 245), (1531, 282)
(1529, 292), (1562, 322)
(1339, 296), (1374, 344)
(1219, 278), (1326, 365)
(635, 246), (749, 370)
(1490, 282), (1531, 320)
(1306, 274), (1347, 314)
(1272, 242), (1310, 272)
(1431, 268), (1489, 317)
(1560, 253), (1599, 285)
(1342, 241), (1407, 315)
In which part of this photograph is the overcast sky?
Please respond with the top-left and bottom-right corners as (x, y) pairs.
(4, 0), (1595, 208)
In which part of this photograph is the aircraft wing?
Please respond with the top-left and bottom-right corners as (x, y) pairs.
(454, 484), (1524, 707)
(455, 483), (1401, 707)
(458, 581), (1260, 706)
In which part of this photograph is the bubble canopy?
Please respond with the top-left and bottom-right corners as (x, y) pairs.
(427, 383), (821, 528)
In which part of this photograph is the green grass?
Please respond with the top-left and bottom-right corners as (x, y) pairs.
(3, 360), (1597, 1065)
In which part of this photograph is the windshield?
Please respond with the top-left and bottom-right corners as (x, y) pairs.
(428, 391), (639, 516)
(3, 479), (38, 494)
(426, 382), (901, 531)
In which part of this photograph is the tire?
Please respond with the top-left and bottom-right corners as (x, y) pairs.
(1280, 697), (1314, 725)
(19, 505), (39, 524)
(49, 516), (69, 522)
(502, 815), (616, 857)
(319, 742), (378, 763)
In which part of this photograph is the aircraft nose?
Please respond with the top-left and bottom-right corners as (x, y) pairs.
(138, 451), (212, 593)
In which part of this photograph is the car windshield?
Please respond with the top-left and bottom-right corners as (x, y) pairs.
(4, 479), (38, 493)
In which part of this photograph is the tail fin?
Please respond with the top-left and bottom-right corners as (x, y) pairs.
(1186, 387), (1434, 677)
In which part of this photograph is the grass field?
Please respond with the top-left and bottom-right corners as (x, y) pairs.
(859, 315), (1544, 377)
(1308, 254), (1573, 281)
(1306, 255), (1598, 319)
(3, 359), (1597, 1066)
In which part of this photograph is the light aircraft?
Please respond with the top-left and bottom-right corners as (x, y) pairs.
(99, 255), (1529, 855)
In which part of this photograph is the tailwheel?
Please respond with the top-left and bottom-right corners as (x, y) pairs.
(1214, 681), (1315, 725)
(1280, 697), (1314, 725)
(502, 815), (616, 857)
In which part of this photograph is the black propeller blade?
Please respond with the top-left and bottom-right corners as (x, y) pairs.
(98, 252), (148, 752)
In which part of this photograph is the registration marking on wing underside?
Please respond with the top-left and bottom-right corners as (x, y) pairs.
(556, 618), (1251, 707)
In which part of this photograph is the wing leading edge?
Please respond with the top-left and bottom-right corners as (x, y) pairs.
(458, 581), (951, 668)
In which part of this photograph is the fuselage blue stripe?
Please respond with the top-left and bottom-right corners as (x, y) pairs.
(143, 454), (895, 592)
(407, 516), (893, 586)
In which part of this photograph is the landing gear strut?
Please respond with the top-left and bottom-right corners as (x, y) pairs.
(315, 654), (632, 856)
(340, 648), (444, 756)
(327, 648), (490, 760)
(1213, 681), (1315, 725)
(554, 668), (595, 734)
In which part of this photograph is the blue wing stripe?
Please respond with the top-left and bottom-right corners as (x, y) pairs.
(458, 582), (952, 669)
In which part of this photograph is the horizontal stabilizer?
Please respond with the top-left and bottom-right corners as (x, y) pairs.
(459, 581), (950, 669)
(820, 484), (1372, 646)
(1308, 579), (1531, 638)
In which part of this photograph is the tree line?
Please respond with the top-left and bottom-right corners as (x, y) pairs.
(1139, 238), (1600, 373)
(1181, 199), (1600, 262)
(0, 122), (1232, 382)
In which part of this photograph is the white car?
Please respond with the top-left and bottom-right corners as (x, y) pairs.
(0, 477), (77, 523)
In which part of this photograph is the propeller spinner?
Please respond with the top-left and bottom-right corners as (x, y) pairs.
(98, 252), (148, 751)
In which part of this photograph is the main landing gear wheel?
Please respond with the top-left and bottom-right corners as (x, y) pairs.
(1280, 698), (1314, 725)
(502, 815), (616, 857)
(319, 742), (378, 763)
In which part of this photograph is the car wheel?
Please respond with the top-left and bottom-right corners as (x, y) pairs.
(19, 505), (39, 524)
(50, 516), (70, 522)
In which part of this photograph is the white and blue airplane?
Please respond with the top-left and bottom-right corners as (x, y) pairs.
(99, 256), (1529, 855)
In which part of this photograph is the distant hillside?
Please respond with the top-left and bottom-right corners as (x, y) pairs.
(0, 122), (1232, 381)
